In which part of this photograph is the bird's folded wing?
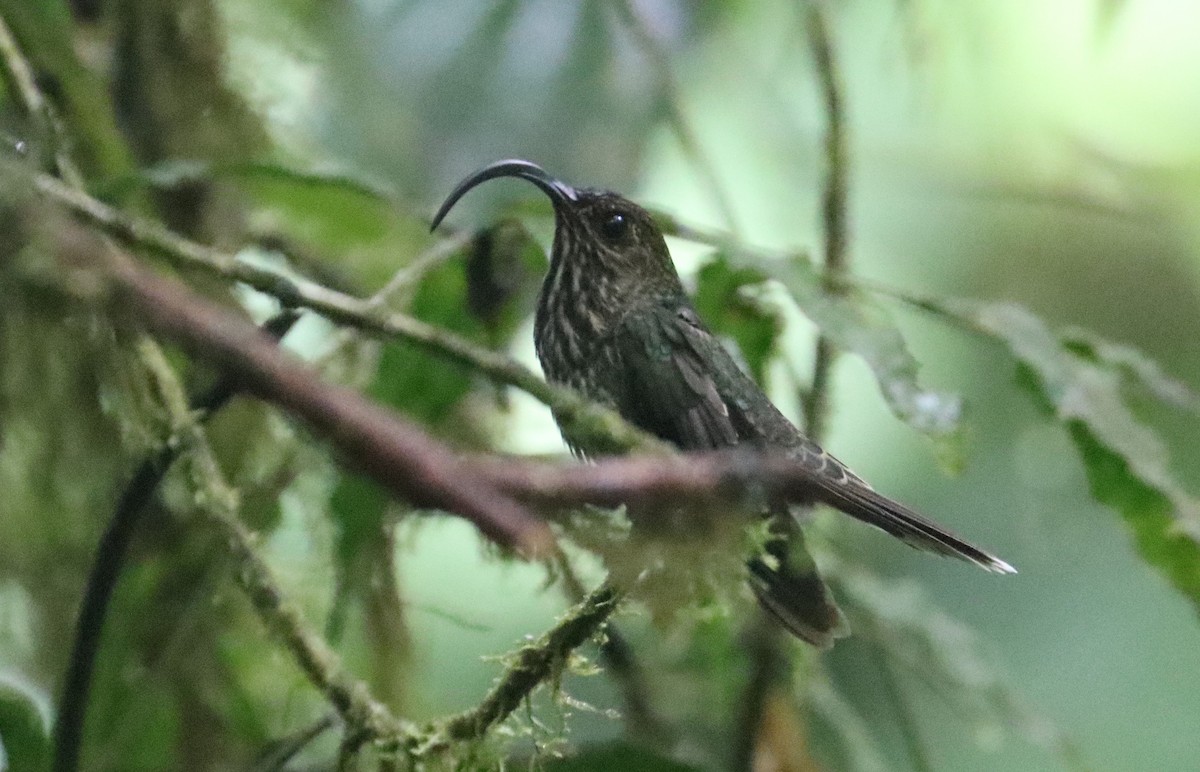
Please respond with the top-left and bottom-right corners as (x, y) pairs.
(616, 303), (1015, 575)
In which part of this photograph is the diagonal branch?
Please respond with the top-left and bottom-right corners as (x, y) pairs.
(48, 214), (995, 552)
(62, 231), (555, 555)
(53, 311), (298, 772)
(0, 12), (84, 186)
(27, 167), (667, 457)
(422, 581), (623, 748)
(133, 336), (412, 748)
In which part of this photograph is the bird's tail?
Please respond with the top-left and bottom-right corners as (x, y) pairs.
(815, 474), (1016, 575)
(746, 517), (848, 648)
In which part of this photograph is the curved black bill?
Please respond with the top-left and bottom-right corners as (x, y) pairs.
(430, 158), (577, 232)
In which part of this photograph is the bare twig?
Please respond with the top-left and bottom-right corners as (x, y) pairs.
(371, 229), (473, 308)
(800, 0), (849, 441)
(251, 713), (338, 772)
(610, 0), (741, 235)
(0, 12), (84, 186)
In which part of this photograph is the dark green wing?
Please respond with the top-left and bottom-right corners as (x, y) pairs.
(613, 304), (739, 451)
(615, 302), (847, 647)
(616, 303), (1014, 575)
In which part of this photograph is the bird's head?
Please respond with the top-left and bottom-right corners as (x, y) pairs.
(431, 160), (684, 332)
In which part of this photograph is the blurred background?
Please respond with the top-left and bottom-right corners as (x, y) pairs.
(2, 0), (1200, 769)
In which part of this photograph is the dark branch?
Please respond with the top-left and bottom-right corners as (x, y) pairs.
(72, 238), (555, 555)
(474, 450), (852, 513)
(251, 713), (338, 772)
(51, 217), (956, 549)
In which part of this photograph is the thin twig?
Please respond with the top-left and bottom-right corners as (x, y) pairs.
(371, 229), (473, 309)
(800, 0), (849, 441)
(610, 0), (741, 235)
(251, 712), (338, 772)
(0, 12), (84, 186)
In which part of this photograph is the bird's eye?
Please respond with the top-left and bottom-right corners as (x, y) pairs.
(599, 212), (629, 242)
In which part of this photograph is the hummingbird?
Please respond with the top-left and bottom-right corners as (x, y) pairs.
(431, 159), (1014, 647)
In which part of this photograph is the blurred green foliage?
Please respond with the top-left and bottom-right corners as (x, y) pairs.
(1, 0), (1199, 770)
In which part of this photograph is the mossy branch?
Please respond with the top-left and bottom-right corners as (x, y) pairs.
(415, 581), (623, 753)
(26, 168), (667, 457)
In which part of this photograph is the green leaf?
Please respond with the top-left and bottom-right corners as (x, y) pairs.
(545, 742), (702, 772)
(760, 256), (963, 448)
(0, 677), (49, 772)
(937, 300), (1200, 612)
(1061, 326), (1200, 412)
(692, 256), (782, 385)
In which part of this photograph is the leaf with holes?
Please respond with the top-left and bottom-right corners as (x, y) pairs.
(938, 299), (1200, 613)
